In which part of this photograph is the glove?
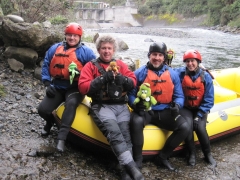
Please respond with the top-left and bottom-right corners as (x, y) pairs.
(193, 116), (201, 130)
(115, 74), (126, 85)
(170, 102), (180, 117)
(43, 80), (51, 87)
(88, 76), (104, 95)
(46, 85), (56, 98)
(103, 71), (114, 83)
(132, 100), (146, 116)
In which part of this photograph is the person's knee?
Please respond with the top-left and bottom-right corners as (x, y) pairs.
(65, 96), (80, 108)
(118, 121), (132, 149)
(178, 121), (191, 133)
(103, 120), (128, 155)
(38, 103), (52, 119)
(130, 114), (144, 129)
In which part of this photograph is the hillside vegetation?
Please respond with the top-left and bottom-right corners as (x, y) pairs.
(1, 0), (240, 27)
(103, 0), (240, 27)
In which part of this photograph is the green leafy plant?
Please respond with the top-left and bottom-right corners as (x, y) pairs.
(158, 14), (179, 24)
(81, 34), (94, 43)
(0, 84), (6, 97)
(50, 15), (68, 25)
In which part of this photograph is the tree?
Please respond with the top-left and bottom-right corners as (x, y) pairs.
(1, 0), (75, 23)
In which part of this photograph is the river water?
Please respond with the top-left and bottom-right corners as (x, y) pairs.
(99, 28), (240, 69)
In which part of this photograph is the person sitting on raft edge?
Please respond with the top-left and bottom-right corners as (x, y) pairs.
(38, 22), (96, 152)
(174, 49), (217, 167)
(128, 42), (192, 171)
(78, 35), (145, 180)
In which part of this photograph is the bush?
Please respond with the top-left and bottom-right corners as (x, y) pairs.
(228, 16), (240, 28)
(0, 84), (6, 97)
(81, 35), (93, 43)
(138, 5), (151, 16)
(50, 15), (68, 25)
(158, 14), (179, 24)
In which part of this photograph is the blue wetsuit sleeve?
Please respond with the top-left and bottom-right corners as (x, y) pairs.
(76, 45), (96, 65)
(169, 68), (185, 108)
(41, 43), (60, 82)
(197, 72), (214, 116)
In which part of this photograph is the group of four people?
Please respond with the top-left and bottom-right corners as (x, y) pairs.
(38, 22), (216, 180)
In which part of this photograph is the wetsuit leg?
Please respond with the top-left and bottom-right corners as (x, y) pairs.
(152, 109), (190, 158)
(194, 114), (211, 154)
(57, 88), (83, 140)
(38, 90), (64, 133)
(194, 114), (216, 166)
(180, 108), (196, 165)
(130, 112), (151, 169)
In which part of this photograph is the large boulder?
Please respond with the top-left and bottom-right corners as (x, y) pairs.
(0, 17), (63, 57)
(3, 46), (38, 69)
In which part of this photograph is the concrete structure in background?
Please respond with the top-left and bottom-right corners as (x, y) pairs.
(73, 0), (141, 28)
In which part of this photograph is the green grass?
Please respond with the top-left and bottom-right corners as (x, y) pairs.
(0, 84), (6, 97)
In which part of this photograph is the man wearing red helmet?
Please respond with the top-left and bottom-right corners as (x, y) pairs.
(38, 22), (96, 152)
(174, 50), (216, 167)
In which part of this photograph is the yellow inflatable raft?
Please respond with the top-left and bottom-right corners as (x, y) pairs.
(53, 67), (240, 158)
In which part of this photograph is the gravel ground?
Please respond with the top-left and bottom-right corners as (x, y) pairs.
(0, 26), (240, 179)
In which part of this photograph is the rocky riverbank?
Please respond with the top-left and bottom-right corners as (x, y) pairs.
(1, 29), (240, 179)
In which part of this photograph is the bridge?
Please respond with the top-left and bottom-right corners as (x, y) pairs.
(72, 0), (141, 28)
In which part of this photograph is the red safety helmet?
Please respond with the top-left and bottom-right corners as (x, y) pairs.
(64, 23), (83, 36)
(183, 49), (202, 62)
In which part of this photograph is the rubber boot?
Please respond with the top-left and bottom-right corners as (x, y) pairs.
(57, 140), (65, 152)
(124, 161), (144, 180)
(120, 166), (132, 180)
(132, 145), (143, 170)
(204, 153), (217, 167)
(155, 152), (176, 171)
(41, 120), (53, 137)
(188, 152), (196, 166)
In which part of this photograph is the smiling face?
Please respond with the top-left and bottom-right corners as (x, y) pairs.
(98, 42), (115, 62)
(65, 34), (81, 47)
(185, 58), (198, 71)
(149, 52), (165, 68)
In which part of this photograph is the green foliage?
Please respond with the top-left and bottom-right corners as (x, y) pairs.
(146, 0), (163, 15)
(1, 0), (15, 15)
(138, 5), (151, 16)
(137, 0), (240, 27)
(206, 0), (225, 26)
(220, 0), (240, 25)
(228, 15), (240, 27)
(81, 34), (93, 43)
(158, 14), (179, 24)
(1, 0), (75, 23)
(146, 15), (155, 20)
(0, 84), (6, 97)
(50, 15), (68, 25)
